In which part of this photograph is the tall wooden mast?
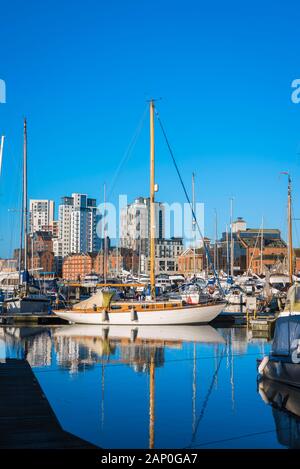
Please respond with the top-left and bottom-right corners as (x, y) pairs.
(192, 172), (196, 276)
(288, 175), (293, 284)
(23, 118), (28, 291)
(149, 352), (155, 449)
(150, 100), (156, 300)
(230, 198), (234, 277)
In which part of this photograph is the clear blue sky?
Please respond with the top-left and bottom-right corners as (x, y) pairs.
(1, 0), (300, 257)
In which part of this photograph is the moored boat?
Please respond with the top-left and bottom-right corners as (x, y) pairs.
(258, 283), (300, 387)
(54, 289), (225, 325)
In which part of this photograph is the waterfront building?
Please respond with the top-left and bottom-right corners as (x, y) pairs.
(177, 248), (204, 276)
(62, 248), (139, 281)
(153, 237), (184, 274)
(28, 231), (55, 274)
(0, 258), (18, 272)
(120, 197), (165, 256)
(217, 218), (287, 274)
(58, 193), (101, 257)
(62, 253), (96, 281)
(29, 199), (55, 234)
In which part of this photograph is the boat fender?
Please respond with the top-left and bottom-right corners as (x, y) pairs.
(130, 327), (138, 342)
(131, 308), (138, 322)
(258, 356), (269, 376)
(101, 309), (109, 322)
(258, 382), (270, 404)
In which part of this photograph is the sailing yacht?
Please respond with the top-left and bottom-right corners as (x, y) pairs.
(4, 120), (49, 315)
(54, 101), (226, 325)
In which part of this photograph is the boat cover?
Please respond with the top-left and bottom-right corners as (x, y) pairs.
(284, 284), (300, 313)
(73, 290), (114, 311)
(272, 315), (300, 358)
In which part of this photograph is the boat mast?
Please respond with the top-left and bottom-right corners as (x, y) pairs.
(260, 216), (264, 275)
(150, 100), (156, 300)
(287, 175), (293, 284)
(226, 224), (229, 276)
(192, 172), (196, 276)
(103, 183), (107, 284)
(230, 198), (234, 277)
(0, 135), (5, 177)
(214, 209), (218, 273)
(23, 119), (28, 293)
(149, 351), (155, 449)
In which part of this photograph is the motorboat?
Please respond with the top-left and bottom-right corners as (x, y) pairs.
(258, 283), (300, 387)
(225, 285), (246, 305)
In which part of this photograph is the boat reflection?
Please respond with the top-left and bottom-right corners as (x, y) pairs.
(258, 378), (300, 448)
(0, 325), (242, 449)
(53, 324), (225, 448)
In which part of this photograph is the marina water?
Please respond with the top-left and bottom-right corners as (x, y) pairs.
(0, 324), (293, 449)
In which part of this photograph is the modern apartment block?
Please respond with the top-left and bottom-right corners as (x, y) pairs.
(29, 199), (55, 233)
(58, 193), (101, 257)
(120, 197), (165, 255)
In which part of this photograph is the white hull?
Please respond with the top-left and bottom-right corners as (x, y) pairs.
(54, 302), (225, 325)
(54, 324), (226, 344)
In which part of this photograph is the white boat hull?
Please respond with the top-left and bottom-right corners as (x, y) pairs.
(54, 324), (226, 343)
(54, 302), (225, 325)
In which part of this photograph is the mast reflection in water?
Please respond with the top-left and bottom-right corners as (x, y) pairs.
(0, 324), (292, 449)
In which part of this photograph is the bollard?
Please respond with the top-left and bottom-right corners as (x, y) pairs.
(131, 308), (138, 321)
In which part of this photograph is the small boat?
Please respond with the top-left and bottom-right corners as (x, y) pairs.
(4, 293), (49, 314)
(179, 284), (201, 305)
(258, 283), (300, 387)
(225, 285), (246, 305)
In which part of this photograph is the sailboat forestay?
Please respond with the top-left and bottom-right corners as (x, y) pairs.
(54, 101), (226, 325)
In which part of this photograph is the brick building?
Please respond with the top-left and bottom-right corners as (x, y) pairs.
(177, 248), (204, 276)
(62, 248), (139, 281)
(217, 220), (287, 274)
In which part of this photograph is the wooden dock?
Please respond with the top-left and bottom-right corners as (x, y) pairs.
(249, 316), (276, 339)
(0, 359), (98, 449)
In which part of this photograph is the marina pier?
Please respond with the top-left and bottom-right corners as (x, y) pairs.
(0, 358), (98, 449)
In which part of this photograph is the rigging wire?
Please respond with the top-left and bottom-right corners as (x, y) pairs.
(154, 107), (224, 294)
(107, 105), (148, 201)
(186, 347), (226, 448)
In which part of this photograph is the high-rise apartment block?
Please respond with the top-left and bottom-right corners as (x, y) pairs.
(29, 200), (55, 233)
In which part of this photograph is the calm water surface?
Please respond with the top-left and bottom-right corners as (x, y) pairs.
(0, 324), (297, 449)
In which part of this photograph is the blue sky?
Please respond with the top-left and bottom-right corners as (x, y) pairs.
(1, 0), (300, 257)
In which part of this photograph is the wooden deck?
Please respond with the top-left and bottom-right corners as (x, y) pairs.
(0, 359), (98, 449)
